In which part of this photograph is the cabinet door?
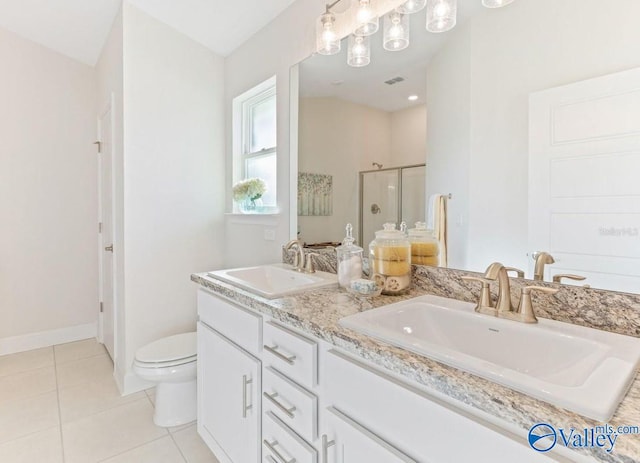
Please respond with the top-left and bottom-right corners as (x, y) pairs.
(198, 322), (261, 463)
(322, 407), (418, 463)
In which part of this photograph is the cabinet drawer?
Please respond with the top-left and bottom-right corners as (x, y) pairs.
(263, 321), (317, 388)
(263, 411), (317, 463)
(263, 366), (317, 443)
(198, 288), (262, 355)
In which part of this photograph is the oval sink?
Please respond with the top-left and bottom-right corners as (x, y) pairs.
(208, 263), (338, 299)
(339, 295), (640, 421)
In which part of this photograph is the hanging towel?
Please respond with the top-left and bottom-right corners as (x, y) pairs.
(427, 194), (448, 267)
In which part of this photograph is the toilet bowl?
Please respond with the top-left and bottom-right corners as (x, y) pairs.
(133, 332), (197, 427)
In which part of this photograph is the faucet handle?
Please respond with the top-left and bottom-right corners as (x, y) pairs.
(516, 286), (560, 324)
(505, 267), (525, 278)
(304, 253), (319, 273)
(552, 274), (586, 283)
(461, 276), (495, 316)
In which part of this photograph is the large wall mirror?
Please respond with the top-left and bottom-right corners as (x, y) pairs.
(291, 0), (640, 294)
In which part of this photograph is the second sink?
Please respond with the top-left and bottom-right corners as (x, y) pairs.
(340, 294), (640, 421)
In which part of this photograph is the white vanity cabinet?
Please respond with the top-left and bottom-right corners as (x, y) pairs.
(197, 289), (262, 463)
(196, 286), (587, 463)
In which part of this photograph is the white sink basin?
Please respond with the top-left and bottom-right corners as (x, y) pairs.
(340, 295), (640, 420)
(207, 263), (338, 299)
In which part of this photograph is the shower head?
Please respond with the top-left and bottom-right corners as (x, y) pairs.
(372, 162), (383, 170)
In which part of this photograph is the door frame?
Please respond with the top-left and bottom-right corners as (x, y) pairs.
(97, 93), (118, 361)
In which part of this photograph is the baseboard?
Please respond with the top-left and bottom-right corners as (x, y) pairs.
(0, 322), (97, 356)
(121, 370), (153, 396)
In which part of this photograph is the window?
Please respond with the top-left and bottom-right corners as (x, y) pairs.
(233, 77), (277, 212)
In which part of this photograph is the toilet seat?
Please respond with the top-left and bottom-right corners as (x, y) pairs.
(134, 355), (197, 369)
(135, 332), (196, 366)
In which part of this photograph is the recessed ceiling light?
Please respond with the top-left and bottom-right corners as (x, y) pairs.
(408, 95), (419, 101)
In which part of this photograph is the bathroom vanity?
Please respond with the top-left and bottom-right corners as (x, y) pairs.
(192, 271), (640, 463)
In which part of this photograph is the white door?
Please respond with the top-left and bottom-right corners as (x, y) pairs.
(529, 68), (640, 292)
(99, 103), (115, 359)
(198, 322), (261, 463)
(323, 407), (417, 463)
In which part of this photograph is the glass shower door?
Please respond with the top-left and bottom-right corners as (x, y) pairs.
(360, 170), (400, 246)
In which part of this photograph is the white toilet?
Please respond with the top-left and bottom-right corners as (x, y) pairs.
(133, 332), (197, 427)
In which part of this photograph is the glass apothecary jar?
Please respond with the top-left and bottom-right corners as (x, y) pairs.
(408, 222), (439, 266)
(336, 224), (363, 288)
(369, 223), (411, 295)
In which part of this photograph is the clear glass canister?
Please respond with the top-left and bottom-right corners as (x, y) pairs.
(336, 224), (363, 288)
(408, 222), (440, 266)
(369, 223), (411, 295)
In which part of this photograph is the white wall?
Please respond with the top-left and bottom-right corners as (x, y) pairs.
(0, 26), (98, 352)
(298, 97), (392, 244)
(96, 6), (125, 375)
(223, 0), (320, 268)
(390, 105), (427, 166)
(427, 0), (640, 273)
(120, 4), (225, 392)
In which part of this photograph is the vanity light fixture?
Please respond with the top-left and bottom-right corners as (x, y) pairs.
(348, 34), (371, 67)
(383, 11), (410, 51)
(426, 0), (457, 33)
(316, 11), (341, 55)
(408, 95), (419, 101)
(482, 0), (514, 7)
(396, 0), (427, 14)
(354, 0), (379, 36)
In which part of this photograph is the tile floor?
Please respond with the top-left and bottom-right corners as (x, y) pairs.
(0, 339), (219, 463)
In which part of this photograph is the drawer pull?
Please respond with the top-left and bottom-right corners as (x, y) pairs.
(263, 391), (297, 419)
(242, 375), (252, 418)
(264, 344), (296, 365)
(263, 439), (297, 463)
(321, 434), (335, 463)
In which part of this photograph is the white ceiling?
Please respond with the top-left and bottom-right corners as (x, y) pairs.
(0, 0), (298, 66)
(0, 0), (121, 65)
(127, 0), (298, 57)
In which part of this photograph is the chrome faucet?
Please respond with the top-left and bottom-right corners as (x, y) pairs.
(284, 239), (306, 272)
(483, 262), (515, 314)
(532, 251), (555, 281)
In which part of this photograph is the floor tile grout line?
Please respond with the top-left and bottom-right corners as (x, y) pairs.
(94, 434), (172, 463)
(168, 431), (189, 463)
(60, 395), (152, 428)
(52, 345), (67, 463)
(0, 424), (61, 449)
(54, 351), (110, 367)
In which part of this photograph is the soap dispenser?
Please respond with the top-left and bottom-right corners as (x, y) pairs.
(336, 224), (363, 288)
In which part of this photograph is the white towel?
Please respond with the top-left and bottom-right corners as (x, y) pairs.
(426, 194), (441, 231)
(426, 194), (448, 267)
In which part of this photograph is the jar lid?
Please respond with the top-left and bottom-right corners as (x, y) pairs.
(408, 222), (437, 240)
(336, 223), (363, 252)
(374, 223), (406, 240)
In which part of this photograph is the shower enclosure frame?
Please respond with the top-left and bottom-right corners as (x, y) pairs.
(358, 163), (426, 246)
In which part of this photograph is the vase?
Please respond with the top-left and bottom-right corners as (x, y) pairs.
(238, 198), (262, 214)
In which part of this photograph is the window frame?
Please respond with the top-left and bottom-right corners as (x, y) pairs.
(232, 76), (278, 213)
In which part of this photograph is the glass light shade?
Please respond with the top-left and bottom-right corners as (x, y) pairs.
(396, 0), (427, 14)
(316, 12), (340, 55)
(383, 12), (410, 51)
(347, 35), (371, 67)
(353, 0), (379, 36)
(482, 0), (515, 7)
(426, 0), (457, 33)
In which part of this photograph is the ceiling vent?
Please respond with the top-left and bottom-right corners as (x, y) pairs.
(384, 77), (406, 85)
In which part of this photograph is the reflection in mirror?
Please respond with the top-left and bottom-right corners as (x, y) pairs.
(293, 0), (640, 294)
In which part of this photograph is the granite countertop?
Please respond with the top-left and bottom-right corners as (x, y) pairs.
(192, 272), (640, 463)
